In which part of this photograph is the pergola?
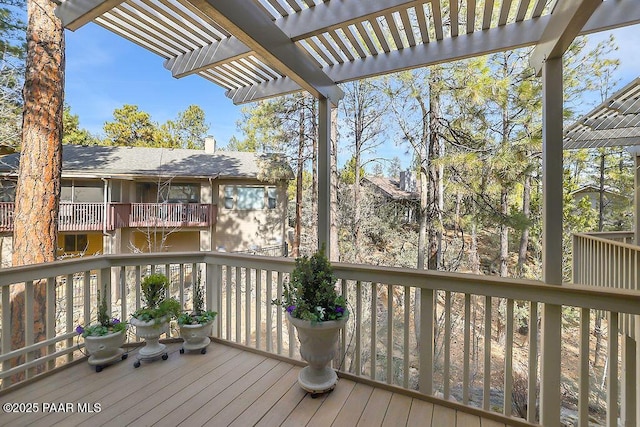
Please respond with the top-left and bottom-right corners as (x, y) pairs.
(53, 1), (639, 424)
(564, 77), (640, 244)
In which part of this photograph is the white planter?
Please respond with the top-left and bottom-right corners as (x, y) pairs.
(130, 316), (169, 359)
(85, 330), (127, 371)
(288, 313), (349, 394)
(178, 320), (213, 354)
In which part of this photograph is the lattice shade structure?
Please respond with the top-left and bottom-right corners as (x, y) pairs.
(564, 77), (640, 149)
(56, 0), (640, 105)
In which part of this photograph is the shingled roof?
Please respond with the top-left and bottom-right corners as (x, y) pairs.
(0, 145), (292, 180)
(364, 176), (418, 201)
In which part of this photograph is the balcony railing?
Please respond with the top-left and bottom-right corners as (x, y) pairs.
(1, 252), (639, 425)
(129, 203), (213, 228)
(0, 202), (215, 232)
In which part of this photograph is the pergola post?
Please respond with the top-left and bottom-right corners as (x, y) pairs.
(318, 97), (333, 252)
(540, 56), (563, 427)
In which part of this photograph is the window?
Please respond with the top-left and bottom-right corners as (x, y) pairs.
(61, 181), (103, 202)
(64, 234), (88, 252)
(237, 187), (264, 210)
(223, 186), (277, 210)
(162, 184), (199, 203)
(224, 186), (234, 209)
(267, 187), (277, 209)
(0, 180), (16, 202)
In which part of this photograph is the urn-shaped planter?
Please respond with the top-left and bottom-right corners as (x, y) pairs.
(288, 313), (349, 394)
(178, 320), (213, 354)
(85, 330), (127, 372)
(130, 316), (170, 360)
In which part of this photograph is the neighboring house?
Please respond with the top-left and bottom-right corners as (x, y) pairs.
(570, 184), (632, 230)
(570, 185), (628, 211)
(363, 171), (419, 223)
(0, 140), (292, 266)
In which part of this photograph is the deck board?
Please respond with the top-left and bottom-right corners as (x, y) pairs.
(306, 378), (355, 427)
(382, 393), (413, 426)
(332, 382), (374, 426)
(357, 388), (394, 426)
(0, 342), (525, 427)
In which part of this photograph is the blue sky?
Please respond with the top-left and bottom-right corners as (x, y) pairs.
(65, 23), (243, 147)
(65, 23), (638, 170)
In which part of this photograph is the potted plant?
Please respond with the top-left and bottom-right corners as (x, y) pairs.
(177, 273), (217, 354)
(273, 246), (348, 394)
(130, 273), (181, 367)
(75, 285), (128, 372)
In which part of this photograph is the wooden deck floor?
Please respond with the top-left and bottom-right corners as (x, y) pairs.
(0, 342), (517, 426)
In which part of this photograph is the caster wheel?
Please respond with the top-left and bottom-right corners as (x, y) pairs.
(180, 348), (185, 354)
(162, 353), (168, 360)
(95, 365), (103, 373)
(201, 348), (206, 355)
(122, 353), (128, 360)
(310, 393), (320, 399)
(134, 360), (141, 368)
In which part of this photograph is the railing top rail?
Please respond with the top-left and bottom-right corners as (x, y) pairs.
(574, 232), (639, 250)
(2, 251), (640, 314)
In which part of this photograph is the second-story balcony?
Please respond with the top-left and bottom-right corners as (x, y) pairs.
(0, 202), (216, 232)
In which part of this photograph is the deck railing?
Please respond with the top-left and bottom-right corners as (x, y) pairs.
(0, 203), (214, 232)
(573, 232), (639, 292)
(1, 252), (639, 426)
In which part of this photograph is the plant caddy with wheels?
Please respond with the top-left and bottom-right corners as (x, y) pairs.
(75, 285), (128, 372)
(130, 273), (181, 367)
(177, 272), (217, 354)
(273, 245), (349, 395)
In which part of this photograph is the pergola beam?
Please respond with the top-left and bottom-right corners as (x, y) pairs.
(530, 0), (602, 74)
(164, 37), (251, 79)
(189, 0), (343, 103)
(55, 0), (125, 31)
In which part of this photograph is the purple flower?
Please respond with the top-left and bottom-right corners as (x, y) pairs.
(286, 305), (295, 314)
(336, 306), (345, 314)
(75, 325), (84, 335)
(111, 318), (121, 324)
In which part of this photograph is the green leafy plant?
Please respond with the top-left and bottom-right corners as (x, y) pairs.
(177, 273), (217, 325)
(131, 273), (181, 323)
(76, 285), (127, 337)
(273, 245), (347, 322)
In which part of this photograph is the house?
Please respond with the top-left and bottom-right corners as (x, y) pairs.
(363, 171), (419, 223)
(570, 184), (632, 229)
(0, 140), (292, 266)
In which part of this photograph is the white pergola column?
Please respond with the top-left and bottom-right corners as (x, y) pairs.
(540, 56), (563, 427)
(318, 97), (333, 252)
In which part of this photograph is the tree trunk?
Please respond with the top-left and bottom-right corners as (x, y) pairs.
(428, 68), (443, 270)
(329, 105), (340, 261)
(499, 187), (509, 277)
(10, 0), (64, 383)
(293, 106), (305, 257)
(517, 172), (532, 276)
(311, 98), (318, 251)
(470, 223), (480, 274)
